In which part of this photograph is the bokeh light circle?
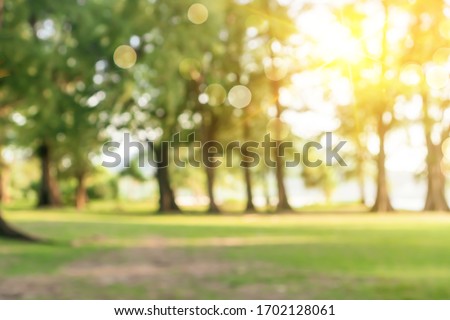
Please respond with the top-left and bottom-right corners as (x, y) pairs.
(113, 45), (137, 69)
(205, 84), (227, 106)
(228, 85), (252, 109)
(426, 66), (449, 89)
(187, 3), (208, 25)
(399, 64), (423, 86)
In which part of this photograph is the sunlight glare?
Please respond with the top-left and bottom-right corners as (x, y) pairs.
(320, 30), (363, 64)
(400, 64), (423, 86)
(295, 8), (364, 64)
(426, 65), (449, 89)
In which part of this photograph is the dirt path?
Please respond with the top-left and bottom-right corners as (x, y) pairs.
(0, 238), (299, 299)
(0, 237), (382, 299)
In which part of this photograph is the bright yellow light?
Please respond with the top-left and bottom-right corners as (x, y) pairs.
(301, 16), (363, 64)
(426, 66), (449, 89)
(113, 45), (137, 69)
(187, 3), (208, 25)
(326, 36), (363, 64)
(433, 48), (450, 64)
(439, 20), (450, 40)
(400, 64), (423, 86)
(294, 7), (376, 67)
(228, 85), (252, 109)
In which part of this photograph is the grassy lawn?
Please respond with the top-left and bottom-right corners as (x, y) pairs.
(1, 204), (450, 299)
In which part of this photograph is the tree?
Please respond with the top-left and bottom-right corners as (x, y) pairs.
(0, 120), (11, 204)
(117, 0), (225, 213)
(1, 0), (70, 207)
(238, 0), (298, 212)
(405, 0), (450, 211)
(2, 0), (143, 209)
(0, 214), (39, 242)
(334, 0), (395, 212)
(179, 0), (239, 214)
(0, 0), (38, 241)
(366, 1), (395, 212)
(302, 149), (337, 204)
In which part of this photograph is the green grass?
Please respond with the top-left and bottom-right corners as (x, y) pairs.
(1, 204), (450, 299)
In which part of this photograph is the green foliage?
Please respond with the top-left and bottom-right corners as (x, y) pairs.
(87, 178), (118, 201)
(0, 0), (449, 211)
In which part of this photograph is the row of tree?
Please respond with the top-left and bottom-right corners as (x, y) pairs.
(0, 0), (449, 240)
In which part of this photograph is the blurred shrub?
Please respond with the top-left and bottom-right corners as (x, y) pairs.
(87, 177), (118, 200)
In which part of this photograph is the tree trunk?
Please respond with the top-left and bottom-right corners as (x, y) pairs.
(275, 148), (292, 212)
(37, 143), (62, 207)
(243, 165), (255, 212)
(371, 1), (394, 213)
(242, 120), (256, 213)
(201, 112), (221, 214)
(0, 10), (37, 242)
(0, 170), (3, 203)
(205, 165), (220, 214)
(357, 157), (366, 206)
(154, 143), (181, 213)
(424, 153), (449, 211)
(75, 174), (88, 210)
(423, 103), (449, 211)
(371, 116), (394, 212)
(261, 169), (272, 212)
(202, 131), (220, 214)
(0, 211), (39, 242)
(272, 80), (292, 212)
(0, 167), (10, 204)
(0, 145), (10, 204)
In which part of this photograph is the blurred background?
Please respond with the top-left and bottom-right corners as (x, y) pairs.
(0, 0), (449, 213)
(0, 0), (449, 214)
(0, 0), (450, 300)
